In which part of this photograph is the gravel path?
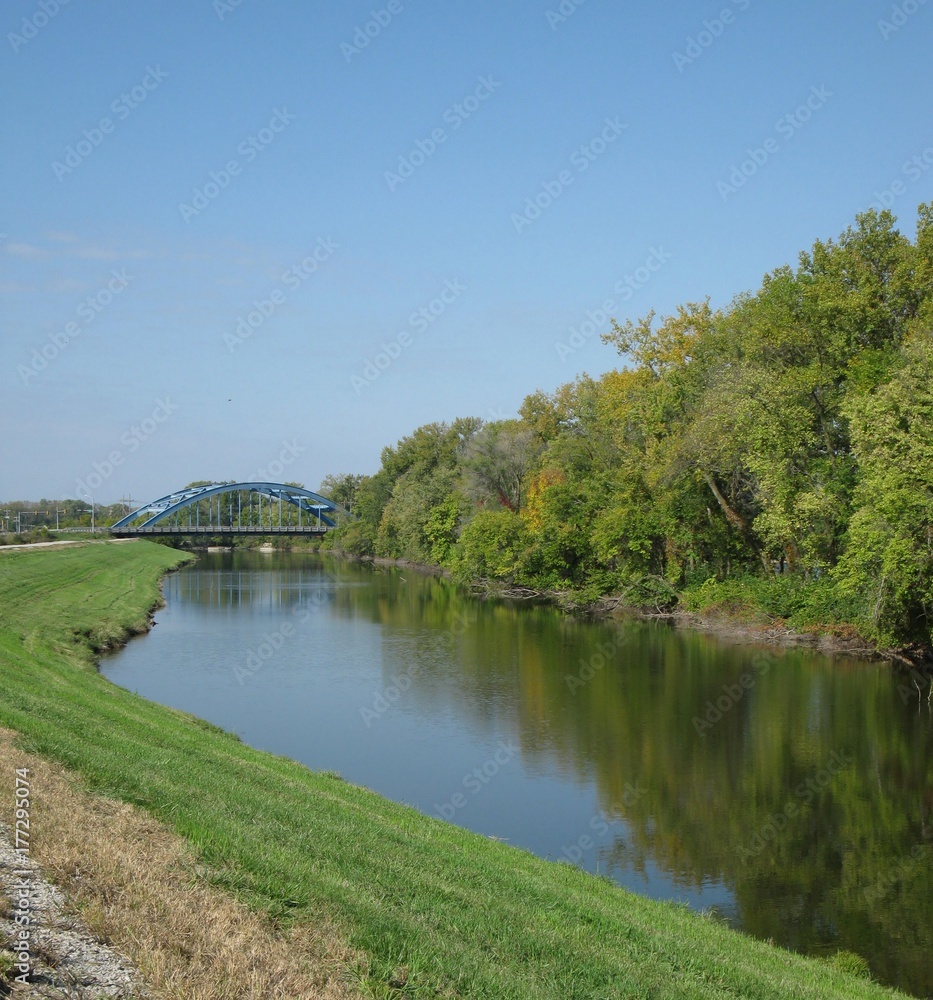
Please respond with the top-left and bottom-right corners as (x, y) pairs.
(0, 825), (145, 999)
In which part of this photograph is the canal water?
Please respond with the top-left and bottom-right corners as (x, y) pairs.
(102, 551), (933, 995)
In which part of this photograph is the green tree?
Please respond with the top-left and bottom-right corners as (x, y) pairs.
(462, 421), (540, 512)
(837, 331), (933, 645)
(317, 473), (364, 511)
(450, 509), (529, 583)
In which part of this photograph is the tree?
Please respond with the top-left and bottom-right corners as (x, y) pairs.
(317, 473), (364, 511)
(312, 205), (933, 649)
(462, 421), (540, 512)
(451, 509), (529, 583)
(836, 331), (933, 645)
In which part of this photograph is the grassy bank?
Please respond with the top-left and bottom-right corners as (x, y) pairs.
(673, 573), (898, 657)
(0, 543), (909, 998)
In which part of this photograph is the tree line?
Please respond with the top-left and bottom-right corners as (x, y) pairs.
(321, 207), (933, 652)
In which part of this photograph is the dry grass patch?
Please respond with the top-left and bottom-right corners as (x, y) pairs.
(0, 728), (362, 1000)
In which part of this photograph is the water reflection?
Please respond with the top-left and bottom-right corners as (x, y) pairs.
(104, 552), (933, 995)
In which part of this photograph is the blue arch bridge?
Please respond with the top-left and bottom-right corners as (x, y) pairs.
(109, 482), (351, 537)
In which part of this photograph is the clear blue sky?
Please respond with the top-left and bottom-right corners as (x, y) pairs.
(2, 0), (931, 504)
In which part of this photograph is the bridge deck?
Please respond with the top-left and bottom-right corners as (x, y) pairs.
(109, 525), (329, 537)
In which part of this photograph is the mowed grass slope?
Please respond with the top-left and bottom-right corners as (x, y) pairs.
(0, 542), (908, 998)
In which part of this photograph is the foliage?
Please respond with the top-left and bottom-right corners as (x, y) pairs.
(461, 420), (540, 512)
(680, 572), (851, 630)
(324, 206), (933, 650)
(317, 472), (364, 511)
(835, 330), (933, 645)
(449, 508), (529, 583)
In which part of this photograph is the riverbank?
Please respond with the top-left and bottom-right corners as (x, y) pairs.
(5, 537), (887, 663)
(79, 535), (906, 666)
(0, 542), (910, 998)
(327, 545), (926, 667)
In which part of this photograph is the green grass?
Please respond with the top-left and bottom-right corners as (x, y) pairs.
(0, 542), (908, 998)
(679, 572), (861, 634)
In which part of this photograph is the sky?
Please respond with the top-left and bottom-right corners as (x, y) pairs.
(2, 0), (932, 505)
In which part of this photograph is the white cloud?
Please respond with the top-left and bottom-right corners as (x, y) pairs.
(6, 242), (47, 259)
(70, 244), (150, 261)
(71, 245), (122, 261)
(48, 277), (86, 293)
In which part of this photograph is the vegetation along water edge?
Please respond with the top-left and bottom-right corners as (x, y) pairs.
(312, 206), (933, 671)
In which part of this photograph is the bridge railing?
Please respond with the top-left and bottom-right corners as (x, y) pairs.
(109, 525), (330, 535)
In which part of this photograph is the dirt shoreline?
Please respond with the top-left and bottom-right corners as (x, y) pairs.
(327, 549), (932, 669)
(643, 608), (890, 660)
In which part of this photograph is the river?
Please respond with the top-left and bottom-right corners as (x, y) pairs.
(102, 551), (933, 996)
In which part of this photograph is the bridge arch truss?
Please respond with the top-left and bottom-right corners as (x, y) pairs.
(111, 482), (350, 531)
